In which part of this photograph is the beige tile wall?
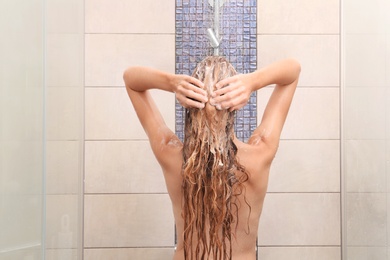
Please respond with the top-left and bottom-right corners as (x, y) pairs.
(257, 0), (341, 259)
(84, 0), (341, 259)
(84, 0), (176, 257)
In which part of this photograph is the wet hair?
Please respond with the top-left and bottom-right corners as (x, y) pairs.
(182, 56), (250, 260)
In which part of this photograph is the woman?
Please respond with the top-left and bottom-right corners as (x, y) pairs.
(124, 56), (300, 260)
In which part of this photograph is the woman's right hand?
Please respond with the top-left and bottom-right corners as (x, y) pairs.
(172, 75), (208, 109)
(211, 73), (254, 112)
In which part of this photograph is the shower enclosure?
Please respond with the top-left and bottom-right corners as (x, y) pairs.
(0, 0), (84, 259)
(0, 0), (389, 259)
(342, 0), (390, 259)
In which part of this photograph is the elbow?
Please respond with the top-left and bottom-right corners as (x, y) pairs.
(123, 67), (138, 90)
(123, 67), (132, 86)
(288, 58), (301, 77)
(294, 60), (301, 76)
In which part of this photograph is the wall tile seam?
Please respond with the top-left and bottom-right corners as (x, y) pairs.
(85, 33), (175, 35)
(345, 192), (390, 194)
(84, 193), (169, 195)
(46, 193), (81, 196)
(47, 86), (83, 88)
(343, 246), (390, 248)
(257, 246), (341, 248)
(261, 86), (340, 89)
(46, 248), (79, 250)
(84, 86), (126, 88)
(258, 244), (342, 247)
(265, 192), (341, 194)
(256, 33), (340, 36)
(261, 139), (341, 141)
(85, 139), (149, 142)
(47, 139), (83, 141)
(278, 139), (341, 141)
(343, 138), (390, 141)
(270, 84), (341, 89)
(83, 247), (176, 249)
(84, 139), (149, 141)
(258, 246), (342, 248)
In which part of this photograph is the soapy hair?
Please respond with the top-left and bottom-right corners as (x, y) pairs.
(182, 56), (250, 259)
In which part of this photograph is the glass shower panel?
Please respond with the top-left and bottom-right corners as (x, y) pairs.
(342, 0), (390, 259)
(0, 1), (45, 259)
(45, 0), (84, 259)
(0, 0), (84, 259)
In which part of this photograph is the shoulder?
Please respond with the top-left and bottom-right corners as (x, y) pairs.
(235, 140), (273, 195)
(236, 136), (278, 166)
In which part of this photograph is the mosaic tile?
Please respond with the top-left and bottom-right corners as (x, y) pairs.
(175, 0), (257, 143)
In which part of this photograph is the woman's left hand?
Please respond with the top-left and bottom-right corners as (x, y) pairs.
(210, 74), (253, 112)
(172, 74), (208, 109)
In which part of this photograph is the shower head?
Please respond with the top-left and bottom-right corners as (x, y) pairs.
(207, 28), (220, 48)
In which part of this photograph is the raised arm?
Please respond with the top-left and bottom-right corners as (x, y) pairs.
(123, 67), (207, 165)
(211, 59), (301, 147)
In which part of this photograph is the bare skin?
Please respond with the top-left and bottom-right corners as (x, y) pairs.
(124, 59), (300, 259)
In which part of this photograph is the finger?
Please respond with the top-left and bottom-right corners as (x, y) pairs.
(190, 92), (209, 103)
(181, 88), (208, 103)
(185, 99), (205, 109)
(212, 86), (240, 103)
(230, 97), (250, 111)
(184, 82), (207, 97)
(177, 84), (206, 101)
(177, 95), (205, 109)
(186, 76), (205, 89)
(229, 104), (243, 112)
(212, 84), (236, 99)
(215, 76), (236, 90)
(189, 84), (208, 97)
(219, 94), (247, 110)
(218, 99), (235, 110)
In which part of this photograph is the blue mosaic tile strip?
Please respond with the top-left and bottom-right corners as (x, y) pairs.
(175, 0), (257, 142)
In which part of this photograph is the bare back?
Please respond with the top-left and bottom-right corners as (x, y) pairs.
(124, 58), (300, 260)
(159, 133), (277, 260)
